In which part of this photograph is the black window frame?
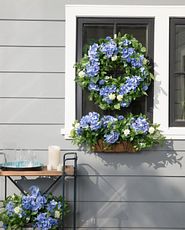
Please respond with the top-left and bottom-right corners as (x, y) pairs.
(170, 18), (185, 127)
(76, 17), (154, 120)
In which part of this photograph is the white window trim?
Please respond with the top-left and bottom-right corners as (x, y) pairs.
(64, 4), (185, 139)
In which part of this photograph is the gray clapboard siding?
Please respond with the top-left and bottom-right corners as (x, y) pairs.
(0, 21), (65, 46)
(0, 47), (65, 72)
(0, 0), (66, 20)
(0, 126), (77, 150)
(76, 150), (185, 176)
(76, 202), (185, 228)
(0, 73), (65, 97)
(0, 98), (64, 123)
(77, 176), (185, 202)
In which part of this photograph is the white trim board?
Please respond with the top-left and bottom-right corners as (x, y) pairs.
(65, 5), (185, 139)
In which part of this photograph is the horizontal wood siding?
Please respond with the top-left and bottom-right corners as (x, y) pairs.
(1, 0), (185, 229)
(0, 21), (65, 46)
(0, 73), (65, 97)
(0, 47), (65, 72)
(0, 98), (65, 123)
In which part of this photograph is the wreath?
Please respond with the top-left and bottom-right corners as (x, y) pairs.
(75, 34), (154, 110)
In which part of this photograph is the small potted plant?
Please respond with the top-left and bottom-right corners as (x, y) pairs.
(70, 112), (165, 152)
(0, 186), (70, 229)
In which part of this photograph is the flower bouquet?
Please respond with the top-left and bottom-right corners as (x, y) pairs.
(70, 112), (165, 152)
(75, 33), (154, 110)
(0, 186), (70, 230)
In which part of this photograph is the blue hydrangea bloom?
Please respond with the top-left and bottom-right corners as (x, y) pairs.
(88, 112), (101, 131)
(77, 127), (83, 135)
(119, 76), (142, 95)
(99, 85), (117, 104)
(120, 102), (129, 108)
(47, 200), (57, 213)
(31, 198), (42, 212)
(79, 115), (91, 129)
(105, 36), (112, 41)
(29, 186), (40, 198)
(131, 117), (149, 133)
(85, 61), (100, 77)
(122, 47), (135, 59)
(101, 115), (117, 127)
(100, 39), (118, 58)
(142, 85), (148, 91)
(35, 213), (58, 230)
(131, 55), (144, 68)
(5, 201), (14, 216)
(140, 67), (145, 73)
(88, 43), (99, 62)
(22, 195), (32, 210)
(104, 131), (120, 144)
(36, 195), (47, 208)
(123, 39), (131, 46)
(100, 85), (117, 97)
(99, 79), (105, 85)
(118, 115), (124, 120)
(22, 188), (46, 212)
(79, 112), (101, 132)
(88, 83), (99, 91)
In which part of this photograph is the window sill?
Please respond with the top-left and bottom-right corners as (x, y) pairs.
(163, 127), (185, 139)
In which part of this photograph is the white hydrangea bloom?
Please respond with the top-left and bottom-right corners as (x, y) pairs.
(149, 126), (155, 134)
(54, 210), (61, 218)
(74, 122), (80, 129)
(78, 71), (85, 78)
(124, 129), (130, 136)
(14, 206), (21, 214)
(111, 55), (118, 61)
(108, 93), (116, 100)
(117, 94), (123, 101)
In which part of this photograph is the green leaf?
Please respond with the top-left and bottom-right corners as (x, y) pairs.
(99, 104), (107, 110)
(141, 47), (146, 52)
(150, 73), (155, 80)
(143, 91), (148, 96)
(114, 103), (121, 110)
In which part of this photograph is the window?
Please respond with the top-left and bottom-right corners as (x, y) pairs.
(65, 5), (185, 139)
(170, 18), (185, 127)
(76, 18), (154, 121)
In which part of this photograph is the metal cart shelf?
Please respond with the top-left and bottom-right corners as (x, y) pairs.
(0, 152), (78, 230)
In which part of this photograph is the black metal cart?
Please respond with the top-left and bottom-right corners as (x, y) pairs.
(0, 151), (78, 230)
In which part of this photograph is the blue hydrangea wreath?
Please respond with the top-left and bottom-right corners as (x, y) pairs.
(75, 34), (154, 110)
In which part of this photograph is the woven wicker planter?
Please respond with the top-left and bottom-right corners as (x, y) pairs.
(93, 139), (136, 153)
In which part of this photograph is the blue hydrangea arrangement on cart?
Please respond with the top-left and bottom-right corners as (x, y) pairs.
(0, 186), (70, 229)
(71, 34), (165, 152)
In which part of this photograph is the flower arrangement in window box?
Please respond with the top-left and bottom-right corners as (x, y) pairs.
(75, 33), (154, 110)
(0, 186), (70, 230)
(70, 112), (165, 152)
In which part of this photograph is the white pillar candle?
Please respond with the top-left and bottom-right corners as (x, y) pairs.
(48, 145), (60, 170)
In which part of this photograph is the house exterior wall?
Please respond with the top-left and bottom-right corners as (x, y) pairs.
(0, 0), (185, 229)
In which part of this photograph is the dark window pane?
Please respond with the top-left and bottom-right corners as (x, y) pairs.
(117, 25), (147, 48)
(170, 18), (185, 126)
(82, 24), (114, 55)
(175, 25), (185, 72)
(174, 74), (185, 121)
(79, 23), (114, 116)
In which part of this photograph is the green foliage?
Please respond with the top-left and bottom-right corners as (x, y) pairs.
(0, 187), (70, 229)
(75, 33), (154, 110)
(70, 113), (165, 152)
